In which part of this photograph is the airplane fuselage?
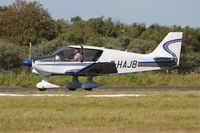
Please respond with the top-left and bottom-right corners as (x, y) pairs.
(32, 46), (176, 76)
(22, 32), (183, 90)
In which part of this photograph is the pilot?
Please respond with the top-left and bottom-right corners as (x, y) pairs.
(65, 48), (83, 62)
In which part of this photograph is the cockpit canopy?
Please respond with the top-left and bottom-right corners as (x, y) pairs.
(34, 46), (103, 62)
(52, 47), (76, 62)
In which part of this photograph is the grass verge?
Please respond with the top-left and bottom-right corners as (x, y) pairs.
(0, 91), (199, 133)
(0, 71), (200, 88)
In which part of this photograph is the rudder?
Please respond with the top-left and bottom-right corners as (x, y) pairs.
(151, 32), (183, 65)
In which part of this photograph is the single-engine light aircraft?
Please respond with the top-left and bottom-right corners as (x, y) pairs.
(22, 32), (183, 91)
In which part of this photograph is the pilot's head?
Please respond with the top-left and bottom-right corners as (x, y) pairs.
(73, 48), (79, 54)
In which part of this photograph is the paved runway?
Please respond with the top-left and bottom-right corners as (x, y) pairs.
(0, 87), (199, 92)
(0, 93), (146, 97)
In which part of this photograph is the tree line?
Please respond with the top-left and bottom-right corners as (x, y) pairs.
(0, 0), (200, 73)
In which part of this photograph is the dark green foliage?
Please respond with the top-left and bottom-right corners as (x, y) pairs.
(0, 39), (25, 71)
(101, 36), (130, 51)
(139, 24), (171, 43)
(0, 6), (8, 11)
(70, 16), (82, 23)
(31, 38), (72, 57)
(125, 23), (146, 39)
(0, 1), (200, 73)
(0, 1), (57, 45)
(179, 53), (200, 73)
(87, 17), (121, 37)
(60, 21), (102, 46)
(127, 39), (157, 54)
(182, 27), (200, 52)
(56, 19), (70, 35)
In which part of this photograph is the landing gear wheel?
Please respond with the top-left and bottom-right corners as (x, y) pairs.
(67, 76), (81, 91)
(68, 88), (77, 91)
(84, 88), (93, 91)
(38, 88), (47, 91)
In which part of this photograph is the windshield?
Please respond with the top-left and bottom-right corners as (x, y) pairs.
(53, 47), (75, 61)
(41, 46), (103, 62)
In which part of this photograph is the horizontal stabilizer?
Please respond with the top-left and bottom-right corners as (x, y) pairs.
(153, 57), (176, 60)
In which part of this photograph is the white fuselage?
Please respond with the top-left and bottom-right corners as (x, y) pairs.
(32, 45), (173, 76)
(98, 48), (161, 73)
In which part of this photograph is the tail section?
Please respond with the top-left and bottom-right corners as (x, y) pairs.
(151, 32), (183, 65)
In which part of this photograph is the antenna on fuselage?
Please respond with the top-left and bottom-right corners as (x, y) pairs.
(29, 42), (32, 60)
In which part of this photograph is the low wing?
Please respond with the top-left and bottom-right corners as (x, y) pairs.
(65, 62), (118, 76)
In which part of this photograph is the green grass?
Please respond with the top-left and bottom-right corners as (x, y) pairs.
(0, 71), (200, 88)
(0, 91), (200, 133)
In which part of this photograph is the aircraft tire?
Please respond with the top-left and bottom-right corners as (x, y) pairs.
(38, 88), (47, 91)
(84, 88), (93, 91)
(68, 88), (76, 91)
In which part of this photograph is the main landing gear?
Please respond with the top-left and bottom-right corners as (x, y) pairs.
(36, 75), (102, 91)
(67, 75), (102, 91)
(67, 75), (81, 91)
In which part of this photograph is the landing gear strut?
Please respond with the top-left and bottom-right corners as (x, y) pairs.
(67, 75), (102, 91)
(67, 75), (82, 91)
(36, 76), (60, 91)
(82, 76), (102, 91)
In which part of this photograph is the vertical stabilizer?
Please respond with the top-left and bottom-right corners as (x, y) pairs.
(151, 32), (183, 65)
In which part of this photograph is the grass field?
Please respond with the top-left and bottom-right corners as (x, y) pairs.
(0, 90), (200, 133)
(0, 71), (200, 88)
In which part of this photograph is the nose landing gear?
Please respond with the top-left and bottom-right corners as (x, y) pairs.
(36, 76), (60, 91)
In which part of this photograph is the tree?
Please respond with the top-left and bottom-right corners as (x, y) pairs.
(56, 19), (70, 35)
(87, 17), (120, 37)
(179, 53), (200, 73)
(101, 36), (130, 50)
(0, 0), (57, 45)
(0, 6), (8, 12)
(0, 39), (25, 71)
(70, 16), (82, 23)
(125, 23), (146, 39)
(32, 38), (71, 57)
(62, 22), (101, 45)
(88, 17), (104, 36)
(127, 39), (157, 54)
(182, 26), (200, 52)
(139, 24), (171, 43)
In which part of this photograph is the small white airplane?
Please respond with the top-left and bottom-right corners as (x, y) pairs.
(22, 32), (183, 91)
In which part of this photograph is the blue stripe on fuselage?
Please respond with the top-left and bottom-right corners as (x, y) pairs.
(138, 60), (175, 64)
(138, 60), (177, 67)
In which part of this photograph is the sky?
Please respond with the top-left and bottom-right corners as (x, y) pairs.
(1, 0), (200, 27)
